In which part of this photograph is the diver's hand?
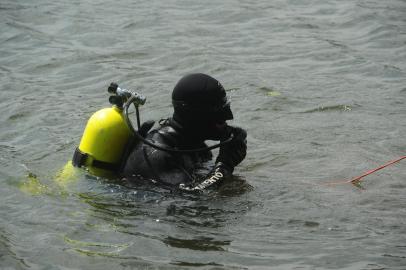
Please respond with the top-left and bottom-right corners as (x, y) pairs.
(215, 126), (247, 172)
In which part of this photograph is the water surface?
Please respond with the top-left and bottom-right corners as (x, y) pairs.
(1, 0), (405, 269)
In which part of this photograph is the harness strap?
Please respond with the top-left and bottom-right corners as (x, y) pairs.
(72, 147), (120, 171)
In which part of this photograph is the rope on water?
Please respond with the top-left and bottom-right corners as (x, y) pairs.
(324, 156), (406, 187)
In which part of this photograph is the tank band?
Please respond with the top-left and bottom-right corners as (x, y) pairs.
(72, 147), (120, 171)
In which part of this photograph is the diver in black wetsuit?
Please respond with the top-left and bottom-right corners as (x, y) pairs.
(122, 73), (247, 192)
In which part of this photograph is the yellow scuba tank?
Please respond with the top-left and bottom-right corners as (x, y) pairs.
(69, 82), (146, 178)
(72, 105), (132, 177)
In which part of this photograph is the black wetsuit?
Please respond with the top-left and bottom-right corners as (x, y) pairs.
(122, 119), (231, 190)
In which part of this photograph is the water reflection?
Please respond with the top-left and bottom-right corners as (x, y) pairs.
(58, 173), (252, 259)
(164, 236), (230, 251)
(0, 228), (29, 269)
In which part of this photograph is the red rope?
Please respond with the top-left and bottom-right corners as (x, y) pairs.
(324, 156), (406, 186)
(348, 156), (406, 184)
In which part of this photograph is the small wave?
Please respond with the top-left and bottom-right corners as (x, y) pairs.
(291, 23), (319, 29)
(303, 104), (360, 113)
(0, 3), (28, 11)
(383, 253), (406, 259)
(0, 228), (30, 268)
(258, 86), (282, 97)
(324, 39), (349, 50)
(287, 219), (320, 228)
(8, 111), (30, 121)
(64, 236), (131, 248)
(63, 235), (136, 258)
(171, 261), (227, 268)
(163, 236), (230, 251)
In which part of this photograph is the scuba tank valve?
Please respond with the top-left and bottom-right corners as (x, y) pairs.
(108, 82), (146, 106)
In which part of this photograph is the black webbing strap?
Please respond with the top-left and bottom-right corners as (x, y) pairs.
(72, 147), (120, 172)
(72, 147), (87, 167)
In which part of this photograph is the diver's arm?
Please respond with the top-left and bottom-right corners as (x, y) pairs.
(179, 127), (247, 192)
(179, 162), (232, 192)
(123, 144), (193, 186)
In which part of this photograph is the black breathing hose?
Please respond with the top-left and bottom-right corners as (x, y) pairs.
(123, 96), (233, 154)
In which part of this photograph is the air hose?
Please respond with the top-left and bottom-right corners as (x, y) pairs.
(123, 95), (234, 154)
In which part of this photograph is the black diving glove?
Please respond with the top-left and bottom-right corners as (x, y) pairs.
(215, 126), (247, 173)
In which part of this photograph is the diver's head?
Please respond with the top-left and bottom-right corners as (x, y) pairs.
(172, 73), (233, 141)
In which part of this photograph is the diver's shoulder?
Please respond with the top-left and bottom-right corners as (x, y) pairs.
(148, 119), (181, 147)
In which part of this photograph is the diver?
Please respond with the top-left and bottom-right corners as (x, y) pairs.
(122, 73), (247, 192)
